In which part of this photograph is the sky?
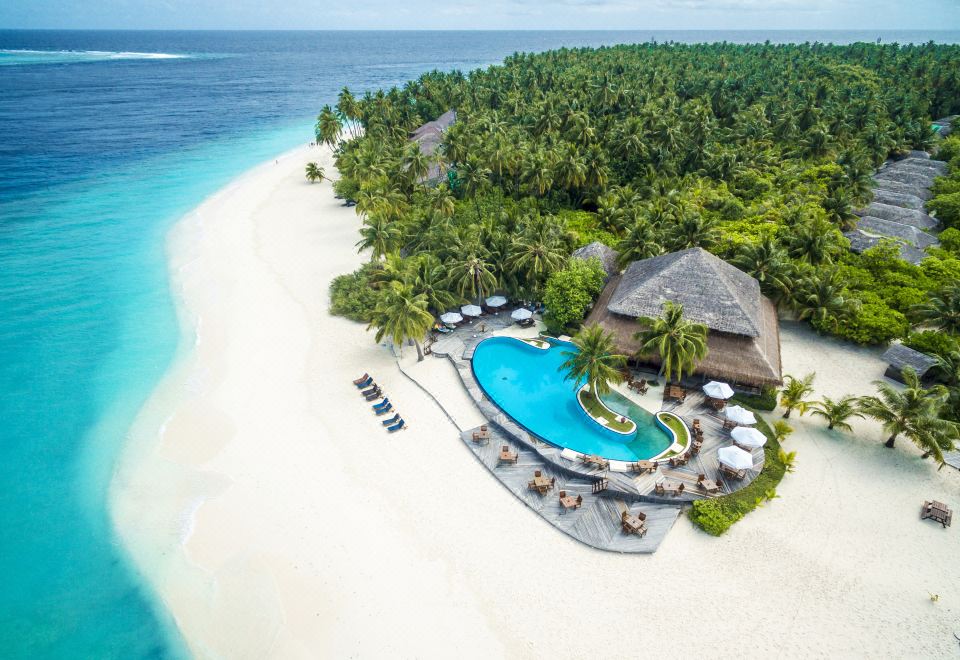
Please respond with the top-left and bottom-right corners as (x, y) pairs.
(1, 0), (959, 31)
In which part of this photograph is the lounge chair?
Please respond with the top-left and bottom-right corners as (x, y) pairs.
(375, 403), (393, 415)
(355, 376), (373, 389)
(360, 384), (378, 397)
(364, 388), (383, 401)
(381, 413), (401, 426)
(353, 373), (371, 386)
(387, 419), (406, 432)
(372, 397), (390, 410)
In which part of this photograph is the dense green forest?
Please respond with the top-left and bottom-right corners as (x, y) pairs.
(320, 41), (960, 419)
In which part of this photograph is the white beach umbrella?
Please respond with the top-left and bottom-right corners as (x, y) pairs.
(511, 308), (533, 321)
(717, 445), (754, 471)
(485, 295), (508, 308)
(725, 405), (757, 426)
(461, 304), (482, 317)
(702, 381), (735, 400)
(731, 426), (767, 449)
(440, 312), (463, 324)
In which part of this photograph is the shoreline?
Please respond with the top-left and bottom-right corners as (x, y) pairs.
(111, 144), (960, 658)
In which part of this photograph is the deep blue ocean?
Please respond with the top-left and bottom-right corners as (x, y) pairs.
(2, 29), (959, 659)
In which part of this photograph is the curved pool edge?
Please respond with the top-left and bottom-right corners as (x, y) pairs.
(575, 385), (637, 437)
(651, 411), (691, 462)
(470, 335), (670, 461)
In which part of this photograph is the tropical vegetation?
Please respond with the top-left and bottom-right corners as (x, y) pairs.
(559, 324), (626, 397)
(633, 301), (708, 383)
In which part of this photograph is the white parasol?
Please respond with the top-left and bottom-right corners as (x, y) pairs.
(703, 381), (735, 400)
(440, 312), (463, 324)
(717, 445), (754, 471)
(461, 304), (482, 317)
(725, 405), (757, 426)
(511, 308), (533, 321)
(731, 426), (767, 449)
(485, 295), (508, 308)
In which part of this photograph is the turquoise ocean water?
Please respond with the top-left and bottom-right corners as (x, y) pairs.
(2, 29), (960, 659)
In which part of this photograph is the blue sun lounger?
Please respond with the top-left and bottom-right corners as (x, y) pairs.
(373, 397), (390, 411)
(387, 419), (406, 432)
(355, 375), (373, 389)
(376, 403), (393, 415)
(381, 413), (401, 426)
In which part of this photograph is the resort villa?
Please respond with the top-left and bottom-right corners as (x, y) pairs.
(585, 247), (783, 390)
(409, 109), (456, 182)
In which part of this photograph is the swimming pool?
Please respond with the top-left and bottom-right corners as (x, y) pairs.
(471, 337), (672, 461)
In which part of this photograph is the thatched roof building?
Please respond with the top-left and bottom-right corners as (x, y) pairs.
(882, 344), (938, 383)
(890, 157), (948, 176)
(871, 188), (924, 211)
(585, 248), (782, 388)
(875, 168), (938, 189)
(571, 241), (620, 280)
(873, 177), (933, 201)
(857, 202), (937, 231)
(409, 110), (456, 182)
(854, 216), (938, 250)
(844, 230), (927, 265)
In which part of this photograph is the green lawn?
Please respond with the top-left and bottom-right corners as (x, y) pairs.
(656, 412), (691, 456)
(578, 388), (635, 433)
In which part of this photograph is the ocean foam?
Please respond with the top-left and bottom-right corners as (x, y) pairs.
(0, 49), (189, 66)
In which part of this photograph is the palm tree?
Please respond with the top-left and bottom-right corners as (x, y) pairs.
(367, 281), (435, 361)
(731, 238), (792, 301)
(616, 220), (663, 268)
(315, 105), (342, 147)
(911, 285), (960, 334)
(304, 162), (325, 184)
(793, 269), (854, 330)
(858, 368), (956, 460)
(457, 159), (491, 223)
(448, 252), (498, 306)
(507, 233), (566, 294)
(633, 301), (708, 383)
(411, 255), (461, 314)
(810, 395), (864, 431)
(779, 373), (816, 418)
(355, 215), (400, 262)
(559, 324), (626, 397)
(666, 209), (718, 251)
(771, 420), (794, 444)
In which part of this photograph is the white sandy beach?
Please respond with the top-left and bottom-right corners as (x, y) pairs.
(112, 145), (960, 659)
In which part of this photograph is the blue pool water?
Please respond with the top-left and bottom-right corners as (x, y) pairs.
(471, 337), (672, 461)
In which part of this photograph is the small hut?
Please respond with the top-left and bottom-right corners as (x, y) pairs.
(871, 188), (924, 211)
(409, 110), (457, 183)
(571, 241), (620, 281)
(882, 344), (939, 384)
(857, 202), (937, 231)
(585, 248), (782, 389)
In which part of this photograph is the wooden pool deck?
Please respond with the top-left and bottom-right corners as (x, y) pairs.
(417, 317), (766, 553)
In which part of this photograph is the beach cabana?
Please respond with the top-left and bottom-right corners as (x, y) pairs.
(725, 405), (756, 426)
(440, 311), (463, 325)
(717, 446), (754, 471)
(703, 381), (734, 400)
(461, 304), (482, 317)
(731, 426), (766, 450)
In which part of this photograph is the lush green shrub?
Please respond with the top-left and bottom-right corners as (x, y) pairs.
(904, 331), (960, 359)
(689, 413), (787, 536)
(731, 386), (779, 411)
(543, 257), (607, 332)
(825, 297), (909, 344)
(329, 263), (381, 322)
(928, 191), (960, 230)
(332, 176), (360, 203)
(936, 135), (960, 163)
(939, 227), (960, 254)
(559, 209), (618, 248)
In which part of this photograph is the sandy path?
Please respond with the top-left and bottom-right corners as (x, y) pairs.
(112, 146), (960, 659)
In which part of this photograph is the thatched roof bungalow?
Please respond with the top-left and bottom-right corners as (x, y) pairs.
(409, 110), (456, 182)
(882, 344), (938, 384)
(584, 248), (782, 388)
(571, 241), (620, 281)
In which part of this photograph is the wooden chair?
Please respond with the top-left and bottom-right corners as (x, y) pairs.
(654, 482), (665, 496)
(472, 425), (491, 445)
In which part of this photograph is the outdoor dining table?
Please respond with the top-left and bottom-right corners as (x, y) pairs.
(622, 513), (646, 535)
(634, 460), (657, 474)
(532, 475), (553, 492)
(660, 479), (683, 495)
(699, 478), (720, 493)
(559, 494), (580, 510)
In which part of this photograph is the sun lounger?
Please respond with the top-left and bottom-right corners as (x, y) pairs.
(355, 376), (373, 389)
(387, 419), (406, 432)
(364, 389), (382, 401)
(353, 373), (371, 386)
(372, 397), (390, 410)
(360, 384), (378, 396)
(381, 414), (401, 426)
(375, 403), (393, 415)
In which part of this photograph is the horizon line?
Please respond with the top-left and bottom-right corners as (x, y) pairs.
(2, 27), (959, 33)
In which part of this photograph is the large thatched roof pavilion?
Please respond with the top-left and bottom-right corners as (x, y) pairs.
(571, 241), (620, 281)
(584, 247), (782, 388)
